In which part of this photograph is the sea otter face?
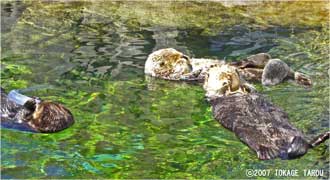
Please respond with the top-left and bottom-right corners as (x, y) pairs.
(145, 48), (192, 79)
(203, 65), (244, 98)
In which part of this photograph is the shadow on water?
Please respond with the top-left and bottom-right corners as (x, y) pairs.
(1, 1), (329, 179)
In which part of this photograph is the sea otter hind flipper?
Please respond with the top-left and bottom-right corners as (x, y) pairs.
(309, 131), (330, 148)
(256, 145), (280, 160)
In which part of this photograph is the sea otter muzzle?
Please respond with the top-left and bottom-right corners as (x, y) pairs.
(8, 90), (35, 106)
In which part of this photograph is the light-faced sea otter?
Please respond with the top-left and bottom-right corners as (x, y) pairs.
(1, 88), (74, 133)
(203, 65), (329, 160)
(145, 48), (312, 87)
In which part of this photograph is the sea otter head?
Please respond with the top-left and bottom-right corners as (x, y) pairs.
(25, 100), (74, 133)
(8, 91), (74, 133)
(261, 59), (312, 87)
(145, 48), (192, 79)
(203, 65), (251, 99)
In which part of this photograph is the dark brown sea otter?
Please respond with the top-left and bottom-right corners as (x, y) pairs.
(203, 65), (329, 160)
(1, 88), (74, 133)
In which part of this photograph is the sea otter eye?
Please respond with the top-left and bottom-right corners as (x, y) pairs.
(159, 62), (165, 66)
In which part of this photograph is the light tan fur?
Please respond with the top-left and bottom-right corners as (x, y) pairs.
(29, 101), (74, 133)
(203, 65), (255, 98)
(145, 48), (192, 80)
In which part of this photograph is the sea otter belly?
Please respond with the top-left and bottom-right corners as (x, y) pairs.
(210, 93), (310, 160)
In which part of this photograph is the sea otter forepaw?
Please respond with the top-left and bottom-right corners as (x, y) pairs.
(294, 72), (312, 87)
(242, 83), (256, 93)
(181, 70), (203, 81)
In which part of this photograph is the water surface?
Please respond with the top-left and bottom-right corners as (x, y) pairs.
(1, 1), (329, 179)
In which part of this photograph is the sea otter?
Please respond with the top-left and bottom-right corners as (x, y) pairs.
(1, 88), (74, 133)
(144, 48), (194, 80)
(203, 65), (329, 160)
(145, 48), (312, 87)
(231, 57), (312, 86)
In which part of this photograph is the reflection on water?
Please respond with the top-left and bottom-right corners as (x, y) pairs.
(1, 1), (329, 179)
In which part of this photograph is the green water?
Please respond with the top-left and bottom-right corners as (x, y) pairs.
(1, 1), (329, 179)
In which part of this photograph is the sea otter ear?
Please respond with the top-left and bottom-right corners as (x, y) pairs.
(23, 99), (37, 112)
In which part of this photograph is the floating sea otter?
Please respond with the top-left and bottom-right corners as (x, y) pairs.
(203, 65), (329, 160)
(145, 48), (312, 87)
(1, 88), (74, 133)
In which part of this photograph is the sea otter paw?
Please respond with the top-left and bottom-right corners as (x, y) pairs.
(181, 70), (202, 81)
(225, 90), (232, 96)
(225, 89), (241, 96)
(242, 83), (256, 93)
(294, 72), (312, 87)
(225, 86), (248, 96)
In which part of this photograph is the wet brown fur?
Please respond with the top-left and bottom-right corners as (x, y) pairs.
(29, 101), (74, 133)
(210, 93), (309, 160)
(204, 67), (327, 160)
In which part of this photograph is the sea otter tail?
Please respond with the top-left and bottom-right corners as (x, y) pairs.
(309, 131), (330, 148)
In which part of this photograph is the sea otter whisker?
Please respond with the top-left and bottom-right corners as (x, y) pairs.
(8, 90), (34, 106)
